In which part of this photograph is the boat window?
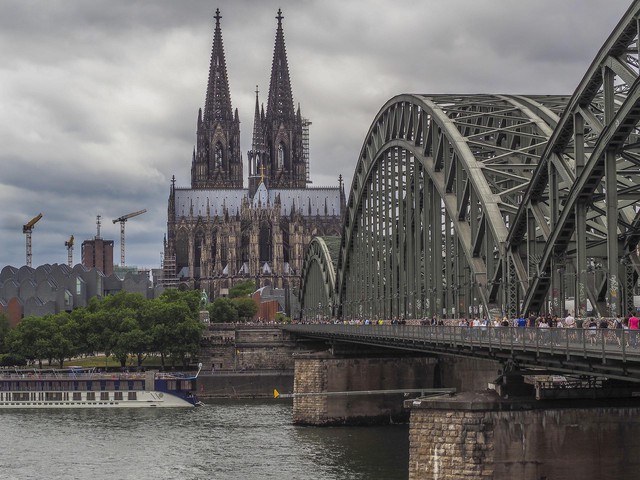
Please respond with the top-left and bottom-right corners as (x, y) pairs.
(73, 392), (81, 401)
(86, 392), (96, 401)
(127, 392), (137, 401)
(114, 392), (123, 401)
(100, 392), (109, 401)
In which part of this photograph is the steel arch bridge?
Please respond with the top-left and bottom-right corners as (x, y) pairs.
(299, 237), (338, 320)
(300, 1), (640, 321)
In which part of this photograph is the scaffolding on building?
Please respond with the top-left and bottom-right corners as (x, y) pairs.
(302, 118), (312, 184)
(160, 252), (179, 288)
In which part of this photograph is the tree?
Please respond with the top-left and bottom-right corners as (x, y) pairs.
(1, 288), (206, 370)
(158, 289), (201, 316)
(0, 313), (10, 354)
(144, 299), (194, 368)
(85, 291), (150, 366)
(168, 319), (204, 367)
(7, 316), (57, 368)
(229, 280), (256, 299)
(50, 312), (79, 368)
(275, 312), (291, 324)
(208, 298), (239, 323)
(233, 297), (258, 321)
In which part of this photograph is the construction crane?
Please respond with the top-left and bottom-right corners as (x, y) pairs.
(112, 209), (147, 267)
(65, 235), (74, 267)
(23, 213), (43, 267)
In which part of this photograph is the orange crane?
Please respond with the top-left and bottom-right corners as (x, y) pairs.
(112, 209), (147, 267)
(65, 235), (74, 267)
(23, 213), (43, 267)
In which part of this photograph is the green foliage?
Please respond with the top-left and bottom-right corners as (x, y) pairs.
(275, 312), (291, 324)
(158, 289), (201, 316)
(229, 280), (256, 299)
(0, 313), (10, 354)
(4, 289), (206, 369)
(0, 353), (26, 366)
(208, 298), (239, 323)
(233, 297), (258, 321)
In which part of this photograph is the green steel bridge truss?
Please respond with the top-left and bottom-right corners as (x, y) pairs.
(301, 1), (640, 321)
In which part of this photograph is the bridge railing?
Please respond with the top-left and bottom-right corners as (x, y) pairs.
(285, 324), (640, 364)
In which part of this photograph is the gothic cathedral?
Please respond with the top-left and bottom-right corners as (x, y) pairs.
(163, 9), (345, 300)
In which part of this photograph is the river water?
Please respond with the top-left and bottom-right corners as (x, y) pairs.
(0, 399), (409, 480)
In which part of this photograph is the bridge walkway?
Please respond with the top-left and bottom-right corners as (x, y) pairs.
(285, 324), (640, 382)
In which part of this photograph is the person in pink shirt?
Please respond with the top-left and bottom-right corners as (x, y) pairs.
(628, 311), (639, 347)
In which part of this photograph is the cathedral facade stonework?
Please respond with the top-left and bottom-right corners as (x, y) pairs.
(164, 9), (344, 301)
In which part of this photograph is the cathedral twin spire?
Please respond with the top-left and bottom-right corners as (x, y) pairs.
(191, 8), (306, 193)
(203, 9), (233, 125)
(266, 9), (295, 123)
(191, 8), (242, 189)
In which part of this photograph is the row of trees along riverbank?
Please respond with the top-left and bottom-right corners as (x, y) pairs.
(0, 282), (262, 369)
(0, 289), (203, 369)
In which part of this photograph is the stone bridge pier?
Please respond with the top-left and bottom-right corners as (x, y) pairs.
(292, 352), (437, 425)
(291, 350), (504, 425)
(291, 348), (640, 479)
(407, 392), (640, 480)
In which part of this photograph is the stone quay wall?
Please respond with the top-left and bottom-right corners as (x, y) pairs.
(201, 324), (300, 372)
(408, 391), (640, 480)
(198, 324), (302, 398)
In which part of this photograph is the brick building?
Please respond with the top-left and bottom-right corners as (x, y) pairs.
(81, 238), (114, 276)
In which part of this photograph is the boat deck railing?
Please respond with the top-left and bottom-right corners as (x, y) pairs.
(0, 369), (196, 381)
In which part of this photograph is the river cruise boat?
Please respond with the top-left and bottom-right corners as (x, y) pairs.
(0, 364), (203, 408)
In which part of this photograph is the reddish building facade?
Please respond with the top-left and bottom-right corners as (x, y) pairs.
(81, 238), (114, 276)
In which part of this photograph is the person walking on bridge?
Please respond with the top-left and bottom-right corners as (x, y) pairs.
(629, 312), (639, 347)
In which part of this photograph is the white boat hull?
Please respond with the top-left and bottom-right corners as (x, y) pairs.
(0, 390), (195, 408)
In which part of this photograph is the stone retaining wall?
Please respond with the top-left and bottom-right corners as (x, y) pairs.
(408, 391), (640, 480)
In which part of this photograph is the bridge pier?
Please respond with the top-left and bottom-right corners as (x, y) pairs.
(407, 391), (640, 480)
(436, 356), (501, 392)
(292, 353), (436, 425)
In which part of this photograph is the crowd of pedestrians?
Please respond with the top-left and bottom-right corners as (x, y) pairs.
(315, 310), (640, 348)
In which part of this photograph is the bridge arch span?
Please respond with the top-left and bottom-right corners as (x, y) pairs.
(299, 236), (339, 320)
(300, 1), (640, 321)
(509, 1), (640, 317)
(336, 94), (565, 320)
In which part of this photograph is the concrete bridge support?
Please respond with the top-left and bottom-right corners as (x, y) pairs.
(435, 356), (501, 392)
(293, 353), (436, 425)
(407, 392), (640, 480)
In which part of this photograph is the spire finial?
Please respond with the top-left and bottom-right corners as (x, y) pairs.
(214, 8), (221, 26)
(276, 8), (283, 25)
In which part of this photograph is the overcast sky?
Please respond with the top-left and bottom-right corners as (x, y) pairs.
(0, 0), (633, 272)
